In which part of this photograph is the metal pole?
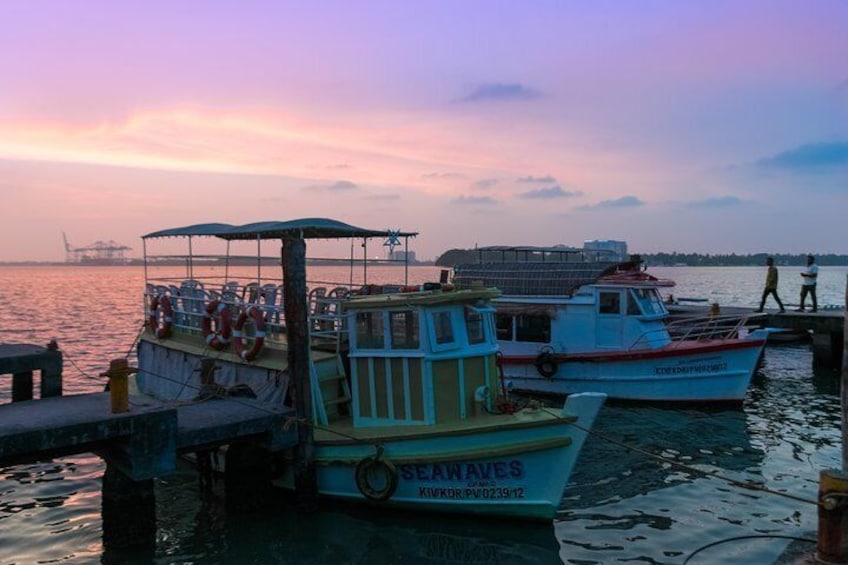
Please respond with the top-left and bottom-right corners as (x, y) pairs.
(363, 238), (368, 284)
(404, 236), (409, 285)
(256, 235), (261, 286)
(188, 236), (194, 280)
(225, 240), (231, 282)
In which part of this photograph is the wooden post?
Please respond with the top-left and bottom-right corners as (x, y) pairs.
(843, 274), (848, 471)
(40, 340), (63, 398)
(101, 462), (156, 550)
(818, 469), (848, 563)
(282, 237), (317, 510)
(11, 371), (33, 402)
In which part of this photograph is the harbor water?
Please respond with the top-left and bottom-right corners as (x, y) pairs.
(0, 264), (846, 564)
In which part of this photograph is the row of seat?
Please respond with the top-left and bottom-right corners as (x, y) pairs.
(145, 280), (351, 334)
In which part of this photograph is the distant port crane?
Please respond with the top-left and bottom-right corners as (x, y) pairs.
(63, 232), (132, 264)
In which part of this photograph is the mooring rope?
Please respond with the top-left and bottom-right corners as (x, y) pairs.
(540, 406), (822, 508)
(683, 534), (816, 564)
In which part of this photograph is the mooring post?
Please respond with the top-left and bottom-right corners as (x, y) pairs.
(100, 358), (135, 414)
(282, 237), (318, 511)
(817, 274), (848, 563)
(40, 339), (63, 397)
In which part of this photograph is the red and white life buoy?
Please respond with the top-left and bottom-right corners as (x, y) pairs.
(148, 295), (173, 339)
(233, 305), (266, 362)
(202, 299), (232, 350)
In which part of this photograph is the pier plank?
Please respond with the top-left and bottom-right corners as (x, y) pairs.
(0, 392), (298, 480)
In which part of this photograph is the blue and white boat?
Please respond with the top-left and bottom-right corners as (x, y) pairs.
(136, 221), (606, 520)
(453, 247), (766, 403)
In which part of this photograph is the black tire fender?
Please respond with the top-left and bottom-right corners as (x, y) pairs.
(355, 455), (399, 502)
(534, 351), (558, 379)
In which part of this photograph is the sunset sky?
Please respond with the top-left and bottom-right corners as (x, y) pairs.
(1, 1), (846, 261)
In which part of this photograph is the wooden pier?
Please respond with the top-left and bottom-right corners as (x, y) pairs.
(0, 342), (63, 401)
(0, 345), (299, 548)
(0, 392), (298, 479)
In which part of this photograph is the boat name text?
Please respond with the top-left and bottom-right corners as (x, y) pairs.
(655, 362), (727, 376)
(399, 460), (525, 483)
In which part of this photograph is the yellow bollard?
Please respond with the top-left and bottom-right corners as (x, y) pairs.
(818, 469), (848, 564)
(100, 358), (137, 414)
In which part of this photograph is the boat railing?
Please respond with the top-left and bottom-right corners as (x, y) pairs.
(625, 313), (752, 350)
(663, 313), (751, 344)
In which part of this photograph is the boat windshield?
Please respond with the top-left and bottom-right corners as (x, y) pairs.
(628, 288), (666, 316)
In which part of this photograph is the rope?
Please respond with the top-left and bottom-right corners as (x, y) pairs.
(540, 406), (822, 508)
(683, 534), (816, 564)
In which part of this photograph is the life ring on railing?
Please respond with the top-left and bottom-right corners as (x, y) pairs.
(148, 295), (173, 339)
(233, 304), (266, 362)
(534, 350), (558, 379)
(202, 299), (232, 350)
(355, 454), (399, 502)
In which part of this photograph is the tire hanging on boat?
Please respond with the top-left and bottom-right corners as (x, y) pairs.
(534, 350), (558, 379)
(148, 295), (173, 339)
(233, 304), (266, 362)
(355, 454), (399, 502)
(202, 299), (232, 350)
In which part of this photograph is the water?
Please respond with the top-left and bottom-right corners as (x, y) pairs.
(0, 265), (845, 564)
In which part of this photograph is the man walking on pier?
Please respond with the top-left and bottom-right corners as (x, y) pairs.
(796, 254), (818, 312)
(756, 257), (785, 313)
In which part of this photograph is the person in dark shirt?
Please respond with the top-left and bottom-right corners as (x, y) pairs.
(756, 257), (785, 313)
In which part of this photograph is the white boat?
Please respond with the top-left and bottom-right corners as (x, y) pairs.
(452, 247), (766, 403)
(136, 220), (606, 520)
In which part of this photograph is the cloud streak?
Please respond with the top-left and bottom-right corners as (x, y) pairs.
(459, 83), (540, 103)
(757, 141), (848, 170)
(686, 196), (744, 208)
(450, 195), (499, 206)
(517, 185), (581, 199)
(576, 196), (645, 211)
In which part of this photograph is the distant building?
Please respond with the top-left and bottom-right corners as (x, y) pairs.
(583, 239), (628, 261)
(389, 250), (417, 262)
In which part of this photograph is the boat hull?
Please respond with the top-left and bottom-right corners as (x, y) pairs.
(288, 393), (606, 520)
(501, 340), (765, 402)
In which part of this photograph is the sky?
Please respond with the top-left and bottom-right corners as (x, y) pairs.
(1, 0), (846, 262)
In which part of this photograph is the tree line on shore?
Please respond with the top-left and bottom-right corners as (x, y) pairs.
(639, 252), (848, 267)
(434, 249), (848, 267)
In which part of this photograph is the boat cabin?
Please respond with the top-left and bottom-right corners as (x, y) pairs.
(344, 287), (502, 427)
(453, 257), (676, 353)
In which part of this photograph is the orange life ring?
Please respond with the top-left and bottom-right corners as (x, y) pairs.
(233, 305), (266, 361)
(202, 299), (232, 350)
(148, 295), (173, 339)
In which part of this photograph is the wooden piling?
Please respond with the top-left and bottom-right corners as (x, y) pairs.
(818, 469), (848, 563)
(843, 274), (848, 472)
(282, 237), (318, 510)
(101, 462), (156, 549)
(11, 371), (33, 402)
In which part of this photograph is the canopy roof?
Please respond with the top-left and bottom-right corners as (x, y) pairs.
(143, 218), (418, 241)
(453, 261), (622, 296)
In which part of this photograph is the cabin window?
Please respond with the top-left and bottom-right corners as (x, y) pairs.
(495, 314), (513, 340)
(355, 311), (385, 349)
(627, 293), (642, 315)
(432, 310), (455, 345)
(598, 291), (621, 315)
(390, 310), (420, 349)
(464, 306), (486, 345)
(515, 314), (550, 343)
